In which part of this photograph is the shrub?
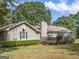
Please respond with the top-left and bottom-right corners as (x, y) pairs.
(56, 33), (64, 44)
(64, 36), (75, 44)
(0, 40), (41, 47)
(56, 33), (75, 44)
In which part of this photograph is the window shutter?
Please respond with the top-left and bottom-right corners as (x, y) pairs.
(26, 32), (27, 39)
(20, 32), (22, 39)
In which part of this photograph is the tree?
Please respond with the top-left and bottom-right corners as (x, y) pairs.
(12, 2), (51, 25)
(53, 15), (75, 31)
(74, 12), (79, 38)
(53, 13), (79, 38)
(0, 0), (11, 27)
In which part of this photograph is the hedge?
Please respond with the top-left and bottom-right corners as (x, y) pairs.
(0, 40), (41, 47)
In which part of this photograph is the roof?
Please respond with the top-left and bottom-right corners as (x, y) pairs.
(0, 21), (40, 33)
(35, 25), (72, 33)
(47, 26), (71, 33)
(0, 21), (71, 33)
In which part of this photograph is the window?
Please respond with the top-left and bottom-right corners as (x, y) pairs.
(20, 32), (22, 39)
(26, 32), (27, 39)
(20, 29), (26, 39)
(48, 33), (57, 37)
(22, 29), (25, 38)
(64, 32), (70, 37)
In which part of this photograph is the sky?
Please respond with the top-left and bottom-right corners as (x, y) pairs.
(13, 0), (79, 22)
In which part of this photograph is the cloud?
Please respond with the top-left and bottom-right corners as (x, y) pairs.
(13, 1), (19, 6)
(44, 1), (60, 11)
(44, 0), (79, 14)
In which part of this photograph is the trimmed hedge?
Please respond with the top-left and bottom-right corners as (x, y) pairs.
(0, 40), (41, 47)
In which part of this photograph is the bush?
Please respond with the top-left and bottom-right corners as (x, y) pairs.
(56, 33), (64, 44)
(56, 33), (75, 44)
(64, 36), (75, 44)
(0, 40), (41, 47)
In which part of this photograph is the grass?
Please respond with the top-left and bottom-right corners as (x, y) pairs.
(0, 40), (79, 59)
(74, 39), (79, 43)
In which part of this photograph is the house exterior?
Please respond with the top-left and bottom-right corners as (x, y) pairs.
(0, 21), (72, 41)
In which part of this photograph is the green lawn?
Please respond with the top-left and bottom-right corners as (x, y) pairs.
(0, 40), (79, 59)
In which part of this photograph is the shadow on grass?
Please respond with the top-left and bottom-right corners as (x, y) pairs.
(0, 47), (19, 55)
(55, 43), (79, 55)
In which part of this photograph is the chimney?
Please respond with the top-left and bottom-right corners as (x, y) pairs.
(41, 21), (47, 41)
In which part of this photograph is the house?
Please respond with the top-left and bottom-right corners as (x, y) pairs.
(0, 21), (72, 41)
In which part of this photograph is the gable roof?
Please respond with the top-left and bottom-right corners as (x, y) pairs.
(0, 21), (71, 33)
(0, 21), (40, 33)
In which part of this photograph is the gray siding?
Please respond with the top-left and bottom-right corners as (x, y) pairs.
(7, 24), (40, 41)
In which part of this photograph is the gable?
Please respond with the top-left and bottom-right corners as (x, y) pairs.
(7, 23), (40, 40)
(7, 23), (40, 33)
(0, 21), (40, 33)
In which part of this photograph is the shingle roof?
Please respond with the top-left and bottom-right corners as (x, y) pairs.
(0, 21), (40, 33)
(47, 26), (71, 32)
(35, 25), (72, 33)
(0, 21), (71, 33)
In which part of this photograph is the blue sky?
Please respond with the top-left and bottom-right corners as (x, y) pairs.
(44, 0), (75, 21)
(13, 0), (79, 22)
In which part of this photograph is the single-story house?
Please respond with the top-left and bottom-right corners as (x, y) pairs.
(0, 21), (72, 41)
